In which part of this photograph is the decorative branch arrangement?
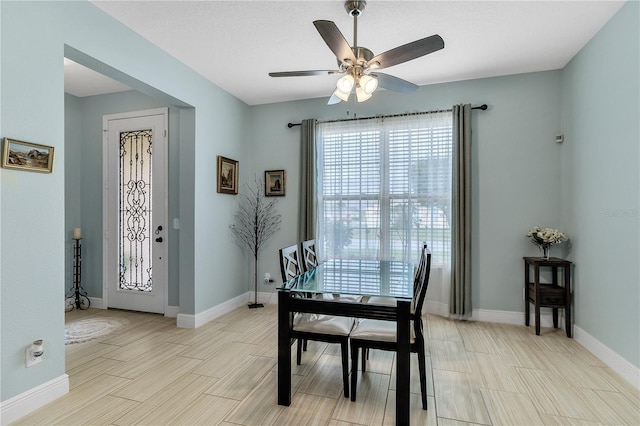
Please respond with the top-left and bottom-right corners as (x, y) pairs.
(230, 177), (282, 308)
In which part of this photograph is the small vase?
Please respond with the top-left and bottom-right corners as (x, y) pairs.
(541, 245), (550, 260)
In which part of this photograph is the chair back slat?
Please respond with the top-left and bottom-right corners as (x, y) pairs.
(412, 244), (432, 318)
(300, 239), (318, 272)
(279, 244), (302, 282)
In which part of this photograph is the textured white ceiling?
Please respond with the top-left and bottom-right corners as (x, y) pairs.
(69, 0), (626, 105)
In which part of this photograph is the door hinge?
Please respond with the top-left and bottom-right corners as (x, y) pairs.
(164, 129), (167, 137)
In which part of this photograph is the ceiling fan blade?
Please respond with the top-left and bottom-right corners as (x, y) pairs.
(327, 92), (342, 105)
(313, 20), (357, 64)
(372, 72), (419, 94)
(370, 35), (444, 70)
(269, 70), (342, 77)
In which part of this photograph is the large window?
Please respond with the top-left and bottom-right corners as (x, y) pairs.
(317, 112), (452, 266)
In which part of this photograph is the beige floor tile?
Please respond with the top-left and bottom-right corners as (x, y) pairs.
(429, 339), (472, 373)
(432, 369), (491, 424)
(539, 412), (602, 425)
(382, 392), (435, 425)
(495, 337), (553, 370)
(459, 327), (500, 354)
(102, 331), (184, 362)
(12, 374), (131, 425)
(327, 420), (362, 426)
(425, 315), (462, 341)
(357, 348), (395, 375)
(333, 372), (389, 425)
(67, 356), (123, 390)
(578, 388), (640, 425)
(297, 353), (349, 399)
(110, 356), (203, 402)
(592, 366), (640, 404)
(53, 395), (139, 426)
(273, 392), (339, 425)
(480, 388), (544, 425)
(65, 341), (121, 371)
(468, 351), (527, 393)
(486, 321), (535, 341)
(14, 305), (638, 426)
(98, 319), (173, 347)
(162, 394), (238, 425)
(205, 355), (276, 400)
(543, 351), (618, 391)
(388, 353), (433, 398)
(224, 371), (303, 426)
(178, 329), (239, 360)
(436, 418), (486, 426)
(515, 367), (601, 421)
(113, 373), (218, 425)
(189, 341), (258, 378)
(105, 342), (192, 379)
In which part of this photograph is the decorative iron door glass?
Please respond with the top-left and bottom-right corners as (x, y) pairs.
(104, 109), (168, 314)
(119, 129), (154, 293)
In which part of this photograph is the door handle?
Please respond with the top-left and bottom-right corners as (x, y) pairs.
(155, 237), (163, 243)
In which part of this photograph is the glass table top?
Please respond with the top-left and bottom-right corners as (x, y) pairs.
(279, 259), (414, 299)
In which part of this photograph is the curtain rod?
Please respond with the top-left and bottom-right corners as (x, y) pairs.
(286, 104), (487, 128)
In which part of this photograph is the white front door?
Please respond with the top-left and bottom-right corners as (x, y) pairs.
(103, 108), (168, 314)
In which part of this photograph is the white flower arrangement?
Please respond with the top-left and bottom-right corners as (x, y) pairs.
(526, 226), (568, 247)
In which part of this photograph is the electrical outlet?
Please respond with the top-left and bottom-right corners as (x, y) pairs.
(26, 344), (43, 368)
(264, 273), (274, 283)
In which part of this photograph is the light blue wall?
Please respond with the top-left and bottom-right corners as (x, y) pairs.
(1, 1), (249, 401)
(64, 90), (182, 306)
(1, 0), (637, 410)
(65, 94), (83, 295)
(249, 71), (564, 313)
(560, 1), (639, 368)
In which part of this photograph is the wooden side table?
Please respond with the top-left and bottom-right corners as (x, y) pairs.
(523, 257), (573, 337)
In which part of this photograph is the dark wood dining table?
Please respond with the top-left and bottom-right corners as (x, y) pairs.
(277, 258), (414, 425)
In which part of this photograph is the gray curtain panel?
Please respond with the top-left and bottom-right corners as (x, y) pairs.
(450, 104), (472, 318)
(298, 118), (317, 242)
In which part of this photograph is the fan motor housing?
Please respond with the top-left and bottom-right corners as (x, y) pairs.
(345, 0), (366, 17)
(337, 46), (374, 68)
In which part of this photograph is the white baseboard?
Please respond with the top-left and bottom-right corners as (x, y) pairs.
(425, 300), (557, 328)
(88, 297), (178, 318)
(177, 291), (277, 328)
(89, 297), (104, 309)
(0, 374), (69, 426)
(574, 325), (640, 390)
(164, 305), (179, 318)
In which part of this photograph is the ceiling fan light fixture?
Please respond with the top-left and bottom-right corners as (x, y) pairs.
(334, 87), (351, 102)
(356, 85), (372, 102)
(336, 74), (355, 94)
(359, 74), (378, 94)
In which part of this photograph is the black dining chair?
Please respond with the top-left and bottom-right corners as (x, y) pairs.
(349, 244), (431, 409)
(300, 239), (318, 272)
(278, 243), (354, 398)
(279, 244), (303, 283)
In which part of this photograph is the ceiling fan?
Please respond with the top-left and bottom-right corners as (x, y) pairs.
(268, 0), (444, 104)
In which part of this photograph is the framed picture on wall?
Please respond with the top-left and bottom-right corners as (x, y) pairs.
(1, 138), (54, 173)
(265, 169), (285, 196)
(217, 156), (238, 194)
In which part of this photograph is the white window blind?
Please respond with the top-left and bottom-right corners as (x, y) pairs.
(317, 112), (452, 266)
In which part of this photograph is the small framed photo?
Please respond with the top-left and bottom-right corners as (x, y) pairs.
(1, 138), (54, 173)
(265, 169), (285, 196)
(217, 156), (238, 194)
